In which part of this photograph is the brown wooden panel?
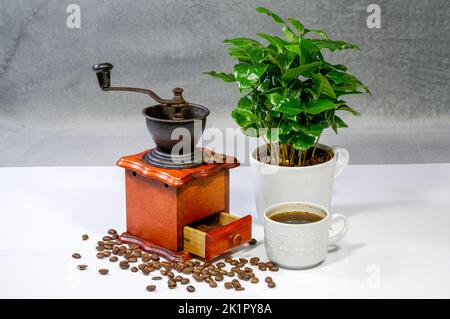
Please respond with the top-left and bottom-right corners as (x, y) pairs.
(205, 214), (252, 261)
(177, 171), (228, 249)
(124, 169), (179, 251)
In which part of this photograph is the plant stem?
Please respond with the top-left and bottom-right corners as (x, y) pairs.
(298, 149), (302, 166)
(311, 133), (321, 159)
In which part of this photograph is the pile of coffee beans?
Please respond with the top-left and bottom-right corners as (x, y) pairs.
(73, 229), (278, 293)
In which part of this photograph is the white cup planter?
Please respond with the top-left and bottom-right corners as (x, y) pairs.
(250, 144), (349, 223)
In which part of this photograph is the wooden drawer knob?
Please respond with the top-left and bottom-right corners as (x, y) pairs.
(229, 233), (242, 246)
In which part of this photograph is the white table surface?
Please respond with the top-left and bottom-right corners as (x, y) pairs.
(1, 163), (449, 299)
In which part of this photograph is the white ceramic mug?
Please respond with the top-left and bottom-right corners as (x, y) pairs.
(264, 202), (349, 269)
(251, 144), (350, 223)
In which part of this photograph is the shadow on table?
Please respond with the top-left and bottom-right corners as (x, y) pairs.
(323, 242), (366, 268)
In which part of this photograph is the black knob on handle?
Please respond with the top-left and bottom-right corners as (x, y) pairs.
(92, 63), (113, 89)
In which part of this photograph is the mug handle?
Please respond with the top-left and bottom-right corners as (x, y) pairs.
(328, 213), (349, 245)
(332, 146), (349, 178)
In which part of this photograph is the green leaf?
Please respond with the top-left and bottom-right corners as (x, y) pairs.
(233, 64), (268, 90)
(305, 99), (336, 115)
(336, 105), (360, 116)
(312, 73), (336, 99)
(332, 115), (348, 134)
(231, 108), (255, 128)
(311, 39), (360, 51)
(223, 37), (263, 47)
(285, 44), (302, 55)
(237, 96), (253, 110)
(288, 18), (304, 34)
(291, 132), (316, 150)
(228, 45), (266, 63)
(256, 7), (284, 24)
(283, 62), (321, 80)
(282, 25), (296, 42)
(256, 33), (289, 52)
(326, 71), (370, 94)
(297, 123), (324, 137)
(269, 94), (303, 116)
(203, 71), (235, 83)
(304, 29), (329, 38)
(299, 38), (319, 64)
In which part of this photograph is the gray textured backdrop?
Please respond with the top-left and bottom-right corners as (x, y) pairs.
(0, 0), (449, 166)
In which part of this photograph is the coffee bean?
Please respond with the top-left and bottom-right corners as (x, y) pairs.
(98, 269), (109, 275)
(108, 229), (117, 235)
(96, 246), (105, 251)
(216, 262), (226, 268)
(250, 257), (260, 266)
(269, 266), (279, 272)
(265, 276), (273, 283)
(119, 261), (130, 270)
(109, 256), (118, 262)
(131, 267), (138, 273)
(72, 253), (81, 259)
(115, 240), (123, 245)
(146, 285), (156, 292)
(175, 275), (183, 282)
(102, 236), (113, 241)
(186, 285), (195, 293)
(224, 282), (232, 289)
(103, 251), (111, 257)
(181, 278), (190, 285)
(249, 238), (257, 245)
(168, 280), (177, 289)
(97, 241), (105, 246)
(227, 271), (235, 277)
(112, 233), (119, 240)
(267, 282), (276, 288)
(209, 280), (218, 288)
(127, 257), (137, 263)
(258, 264), (267, 271)
(152, 276), (162, 280)
(182, 266), (193, 274)
(235, 287), (245, 291)
(77, 265), (88, 270)
(231, 279), (241, 288)
(82, 234), (89, 241)
(239, 258), (248, 264)
(251, 277), (259, 284)
(215, 275), (224, 282)
(96, 252), (105, 259)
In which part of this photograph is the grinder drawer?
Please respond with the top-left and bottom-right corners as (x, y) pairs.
(183, 213), (252, 260)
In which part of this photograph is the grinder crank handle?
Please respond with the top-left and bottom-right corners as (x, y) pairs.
(91, 62), (186, 109)
(92, 63), (113, 89)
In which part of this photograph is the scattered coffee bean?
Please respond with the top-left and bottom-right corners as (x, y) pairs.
(97, 241), (105, 246)
(96, 246), (105, 251)
(103, 251), (111, 257)
(181, 278), (190, 285)
(250, 257), (260, 266)
(119, 261), (130, 270)
(215, 274), (224, 282)
(249, 238), (257, 245)
(186, 285), (195, 293)
(146, 285), (156, 292)
(152, 276), (162, 280)
(72, 253), (81, 259)
(82, 234), (89, 241)
(109, 256), (118, 262)
(251, 277), (259, 284)
(108, 229), (117, 235)
(96, 252), (105, 259)
(231, 279), (241, 288)
(235, 287), (245, 291)
(269, 266), (279, 272)
(268, 282), (276, 288)
(265, 276), (273, 283)
(209, 280), (218, 288)
(131, 267), (138, 272)
(77, 265), (88, 270)
(224, 282), (232, 289)
(98, 269), (109, 275)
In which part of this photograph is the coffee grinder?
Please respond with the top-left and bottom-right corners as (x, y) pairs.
(92, 63), (252, 261)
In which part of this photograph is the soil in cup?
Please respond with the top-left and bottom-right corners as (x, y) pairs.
(269, 211), (323, 224)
